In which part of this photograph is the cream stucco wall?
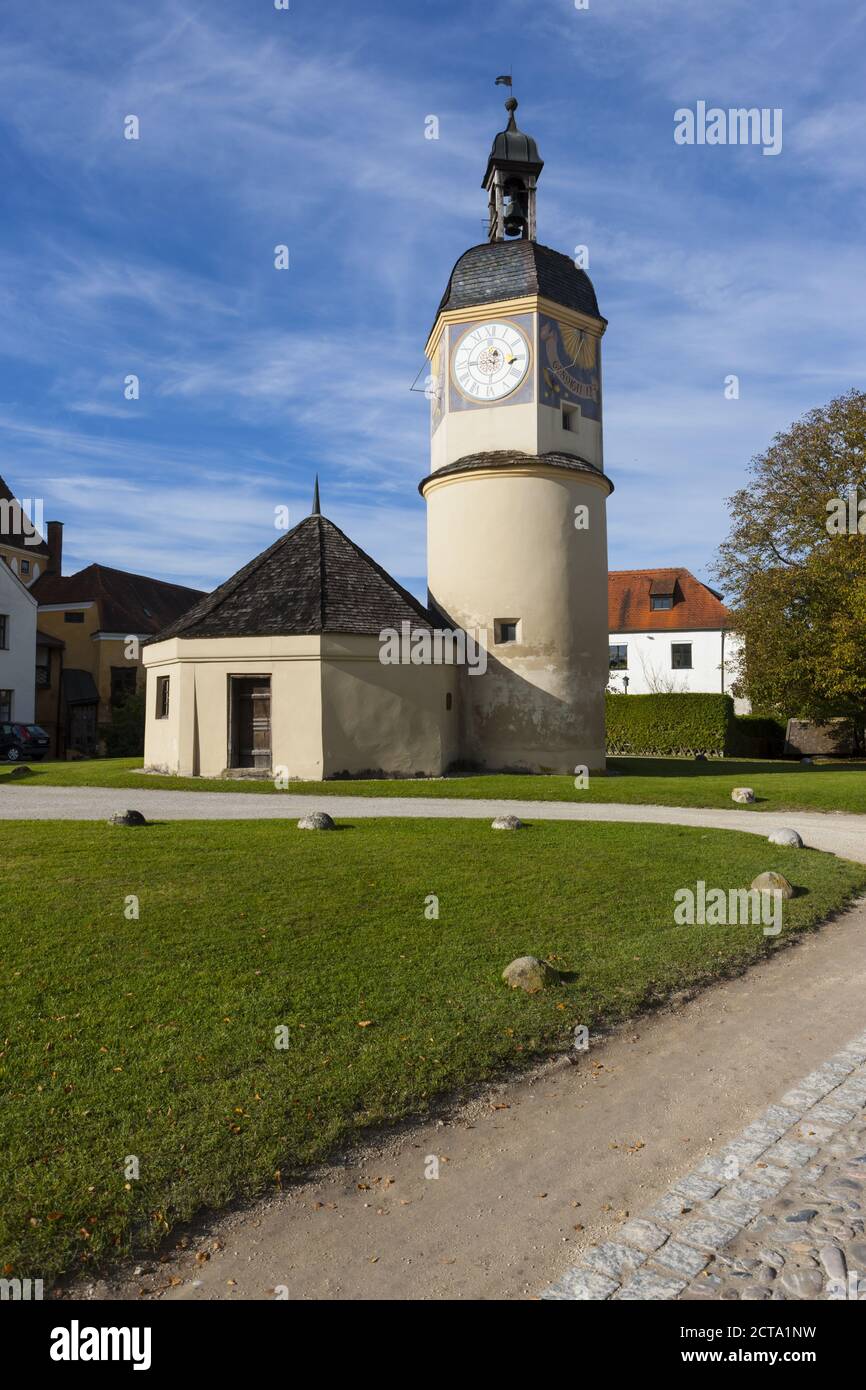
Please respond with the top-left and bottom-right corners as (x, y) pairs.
(428, 302), (604, 475)
(320, 634), (457, 777)
(424, 465), (610, 772)
(143, 632), (459, 780)
(143, 636), (324, 778)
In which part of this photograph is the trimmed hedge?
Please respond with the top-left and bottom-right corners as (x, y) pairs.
(605, 692), (735, 756)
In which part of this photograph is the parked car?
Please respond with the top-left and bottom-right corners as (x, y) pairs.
(0, 723), (50, 761)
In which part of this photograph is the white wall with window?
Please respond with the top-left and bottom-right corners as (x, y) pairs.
(0, 556), (38, 724)
(607, 627), (747, 711)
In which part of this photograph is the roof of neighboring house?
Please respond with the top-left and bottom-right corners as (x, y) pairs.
(32, 564), (205, 635)
(434, 240), (603, 327)
(609, 568), (730, 633)
(61, 669), (99, 706)
(152, 513), (437, 642)
(0, 475), (50, 555)
(419, 449), (613, 495)
(36, 629), (65, 648)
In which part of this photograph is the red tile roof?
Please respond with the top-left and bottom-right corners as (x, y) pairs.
(31, 564), (205, 635)
(609, 568), (730, 633)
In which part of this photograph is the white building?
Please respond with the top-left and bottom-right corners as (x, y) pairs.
(0, 555), (38, 724)
(608, 568), (748, 711)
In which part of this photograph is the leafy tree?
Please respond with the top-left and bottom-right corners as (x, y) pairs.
(714, 389), (866, 746)
(101, 689), (146, 757)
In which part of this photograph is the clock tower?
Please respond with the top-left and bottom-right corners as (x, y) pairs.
(420, 98), (613, 773)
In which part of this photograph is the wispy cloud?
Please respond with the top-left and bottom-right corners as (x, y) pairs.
(0, 0), (863, 597)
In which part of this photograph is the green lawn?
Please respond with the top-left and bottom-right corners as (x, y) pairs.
(3, 754), (866, 813)
(1, 816), (863, 1286)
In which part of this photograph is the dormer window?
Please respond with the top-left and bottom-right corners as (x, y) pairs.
(649, 577), (677, 611)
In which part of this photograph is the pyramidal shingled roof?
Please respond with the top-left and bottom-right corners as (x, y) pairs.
(153, 513), (436, 641)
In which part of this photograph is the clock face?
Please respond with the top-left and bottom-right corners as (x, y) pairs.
(451, 320), (531, 403)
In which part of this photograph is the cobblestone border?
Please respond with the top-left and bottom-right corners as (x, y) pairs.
(540, 1029), (866, 1301)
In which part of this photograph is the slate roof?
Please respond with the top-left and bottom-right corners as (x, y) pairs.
(0, 475), (50, 554)
(435, 241), (602, 325)
(419, 450), (614, 495)
(153, 514), (437, 642)
(609, 569), (731, 633)
(483, 106), (544, 184)
(32, 564), (204, 635)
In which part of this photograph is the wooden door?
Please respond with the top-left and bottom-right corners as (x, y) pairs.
(229, 678), (271, 770)
(68, 703), (98, 755)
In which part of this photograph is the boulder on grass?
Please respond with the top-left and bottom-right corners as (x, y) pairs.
(731, 787), (756, 804)
(491, 815), (523, 831)
(4, 765), (32, 780)
(751, 870), (794, 899)
(108, 809), (147, 827)
(502, 956), (558, 993)
(768, 828), (804, 848)
(298, 811), (335, 831)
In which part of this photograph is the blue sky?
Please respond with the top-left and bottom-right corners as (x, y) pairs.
(1, 0), (864, 600)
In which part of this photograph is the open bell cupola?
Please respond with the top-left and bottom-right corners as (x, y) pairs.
(483, 97), (544, 242)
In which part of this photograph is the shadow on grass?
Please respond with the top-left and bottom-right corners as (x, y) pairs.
(611, 757), (865, 780)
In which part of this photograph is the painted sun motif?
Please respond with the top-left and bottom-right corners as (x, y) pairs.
(560, 324), (596, 369)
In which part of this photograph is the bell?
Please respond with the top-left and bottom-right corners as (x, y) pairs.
(502, 195), (526, 237)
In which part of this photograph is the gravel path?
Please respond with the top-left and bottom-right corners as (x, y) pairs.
(2, 784), (865, 863)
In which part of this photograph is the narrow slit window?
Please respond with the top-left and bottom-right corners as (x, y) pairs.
(155, 675), (170, 719)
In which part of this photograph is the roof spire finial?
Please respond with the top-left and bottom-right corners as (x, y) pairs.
(312, 475), (321, 515)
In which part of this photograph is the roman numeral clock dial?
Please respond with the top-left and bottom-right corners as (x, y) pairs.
(451, 320), (530, 402)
